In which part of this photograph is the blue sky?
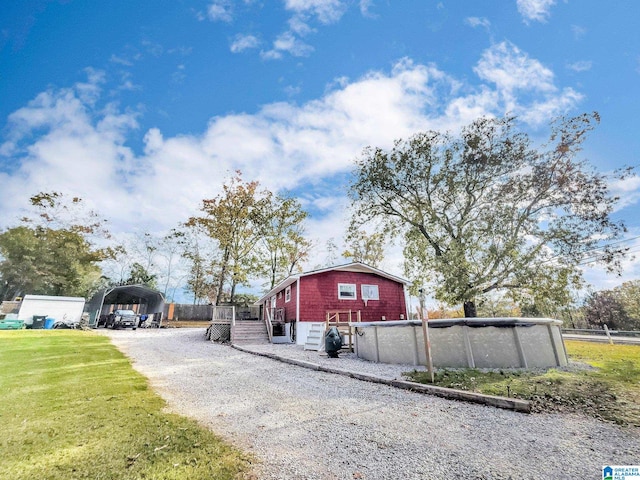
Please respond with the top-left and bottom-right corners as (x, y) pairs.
(1, 0), (640, 297)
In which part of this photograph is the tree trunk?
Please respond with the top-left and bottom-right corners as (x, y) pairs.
(230, 281), (236, 305)
(463, 300), (477, 318)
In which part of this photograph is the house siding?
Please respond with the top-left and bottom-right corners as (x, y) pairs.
(298, 271), (406, 322)
(266, 281), (298, 322)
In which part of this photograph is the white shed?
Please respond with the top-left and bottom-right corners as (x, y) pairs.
(18, 295), (86, 326)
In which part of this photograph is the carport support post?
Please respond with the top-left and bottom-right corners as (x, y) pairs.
(419, 289), (434, 383)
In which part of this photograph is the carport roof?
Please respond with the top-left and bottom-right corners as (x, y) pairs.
(99, 285), (165, 306)
(85, 285), (165, 326)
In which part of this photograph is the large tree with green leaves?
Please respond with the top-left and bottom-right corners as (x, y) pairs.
(342, 227), (385, 268)
(582, 290), (631, 330)
(178, 224), (215, 305)
(187, 173), (270, 304)
(0, 192), (109, 299)
(583, 280), (640, 331)
(257, 194), (311, 289)
(350, 113), (631, 317)
(124, 262), (158, 289)
(612, 280), (640, 325)
(187, 174), (311, 301)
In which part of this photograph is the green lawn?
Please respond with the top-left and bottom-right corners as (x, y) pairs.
(0, 330), (251, 480)
(405, 340), (640, 426)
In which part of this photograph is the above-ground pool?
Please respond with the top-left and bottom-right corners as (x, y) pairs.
(352, 318), (568, 369)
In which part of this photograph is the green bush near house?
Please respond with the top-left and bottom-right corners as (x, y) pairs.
(0, 330), (251, 480)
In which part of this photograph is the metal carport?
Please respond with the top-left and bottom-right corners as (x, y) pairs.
(85, 285), (165, 328)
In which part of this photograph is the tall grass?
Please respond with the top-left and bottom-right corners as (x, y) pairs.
(0, 330), (251, 480)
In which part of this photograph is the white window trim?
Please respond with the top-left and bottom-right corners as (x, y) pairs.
(361, 284), (380, 301)
(285, 285), (291, 303)
(338, 283), (357, 300)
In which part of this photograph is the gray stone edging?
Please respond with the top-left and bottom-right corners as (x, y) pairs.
(231, 344), (531, 413)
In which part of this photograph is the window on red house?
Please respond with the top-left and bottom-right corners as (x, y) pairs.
(338, 283), (357, 299)
(361, 284), (379, 300)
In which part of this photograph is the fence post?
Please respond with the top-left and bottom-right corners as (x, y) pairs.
(419, 288), (434, 383)
(603, 324), (614, 345)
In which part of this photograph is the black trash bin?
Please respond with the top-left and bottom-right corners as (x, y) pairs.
(31, 315), (46, 329)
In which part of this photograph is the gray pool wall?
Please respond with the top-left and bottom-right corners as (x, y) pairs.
(352, 318), (568, 369)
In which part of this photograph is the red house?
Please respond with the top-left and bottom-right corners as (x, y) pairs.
(256, 262), (410, 345)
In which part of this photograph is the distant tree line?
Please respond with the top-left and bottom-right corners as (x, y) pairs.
(581, 281), (640, 331)
(0, 183), (383, 304)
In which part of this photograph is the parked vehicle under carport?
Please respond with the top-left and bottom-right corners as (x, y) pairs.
(104, 309), (138, 329)
(85, 285), (165, 329)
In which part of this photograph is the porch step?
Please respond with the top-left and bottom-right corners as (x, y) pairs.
(232, 320), (270, 345)
(304, 323), (326, 351)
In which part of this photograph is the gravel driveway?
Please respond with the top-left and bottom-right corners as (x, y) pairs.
(102, 328), (639, 480)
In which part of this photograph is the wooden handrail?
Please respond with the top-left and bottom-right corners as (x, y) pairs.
(264, 308), (273, 343)
(325, 310), (360, 352)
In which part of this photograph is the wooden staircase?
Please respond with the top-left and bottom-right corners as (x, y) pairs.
(232, 320), (270, 345)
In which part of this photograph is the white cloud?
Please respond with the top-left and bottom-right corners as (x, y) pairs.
(168, 46), (193, 56)
(0, 44), (611, 241)
(75, 68), (106, 105)
(473, 41), (582, 124)
(207, 1), (234, 22)
(262, 31), (314, 59)
(359, 0), (376, 17)
(284, 84), (302, 96)
(2, 43), (638, 289)
(609, 176), (640, 212)
(581, 232), (640, 293)
(114, 72), (141, 92)
(465, 17), (491, 29)
(203, 0), (372, 61)
(516, 0), (555, 24)
(171, 64), (187, 84)
(0, 76), (140, 229)
(571, 25), (587, 40)
(224, 0), (357, 60)
(0, 59), (441, 233)
(288, 15), (315, 36)
(517, 88), (582, 125)
(110, 54), (134, 66)
(284, 0), (347, 24)
(141, 39), (164, 57)
(230, 34), (261, 53)
(260, 0), (343, 61)
(475, 41), (555, 93)
(260, 49), (283, 61)
(567, 60), (592, 72)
